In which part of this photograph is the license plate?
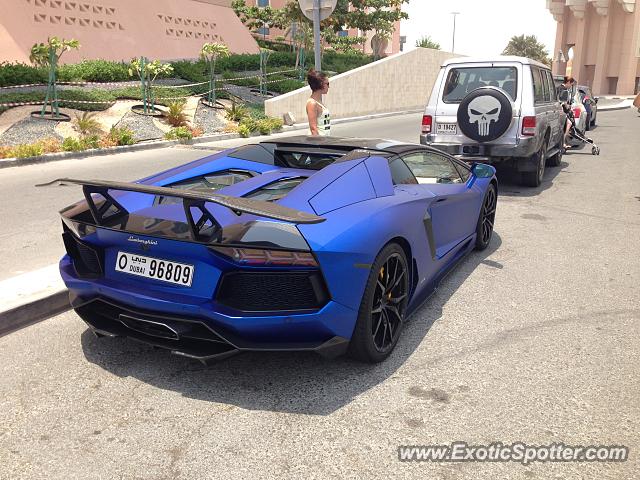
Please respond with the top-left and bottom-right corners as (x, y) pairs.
(115, 251), (194, 287)
(437, 123), (457, 135)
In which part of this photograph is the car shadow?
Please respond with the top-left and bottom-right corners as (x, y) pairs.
(80, 233), (503, 416)
(494, 160), (567, 198)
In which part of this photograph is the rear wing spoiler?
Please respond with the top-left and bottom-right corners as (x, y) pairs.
(52, 178), (324, 231)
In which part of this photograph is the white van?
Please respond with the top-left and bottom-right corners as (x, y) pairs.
(420, 56), (565, 187)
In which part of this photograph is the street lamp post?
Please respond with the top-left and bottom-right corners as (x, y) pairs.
(313, 0), (321, 71)
(451, 12), (460, 53)
(298, 0), (337, 71)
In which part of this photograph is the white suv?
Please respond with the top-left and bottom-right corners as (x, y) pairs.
(420, 56), (565, 187)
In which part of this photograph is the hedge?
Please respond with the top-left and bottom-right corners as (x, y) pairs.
(0, 51), (373, 87)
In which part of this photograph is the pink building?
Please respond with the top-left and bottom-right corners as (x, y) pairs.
(245, 0), (402, 56)
(547, 0), (640, 95)
(0, 0), (259, 64)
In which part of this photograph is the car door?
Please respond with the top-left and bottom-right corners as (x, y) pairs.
(400, 150), (482, 259)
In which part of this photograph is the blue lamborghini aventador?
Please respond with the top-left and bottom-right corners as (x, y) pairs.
(56, 136), (498, 363)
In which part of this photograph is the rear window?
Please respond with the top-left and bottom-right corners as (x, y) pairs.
(442, 66), (518, 103)
(245, 177), (306, 202)
(155, 170), (256, 205)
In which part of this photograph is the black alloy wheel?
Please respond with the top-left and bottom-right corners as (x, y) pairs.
(475, 184), (497, 250)
(349, 244), (409, 363)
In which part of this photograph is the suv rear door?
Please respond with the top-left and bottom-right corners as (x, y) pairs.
(530, 66), (560, 148)
(431, 62), (523, 147)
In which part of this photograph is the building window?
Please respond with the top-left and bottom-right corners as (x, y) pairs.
(257, 0), (269, 6)
(256, 27), (270, 36)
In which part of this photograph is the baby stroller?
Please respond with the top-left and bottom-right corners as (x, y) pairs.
(563, 103), (601, 155)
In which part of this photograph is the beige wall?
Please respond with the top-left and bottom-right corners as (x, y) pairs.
(549, 0), (640, 95)
(265, 47), (461, 122)
(0, 0), (259, 64)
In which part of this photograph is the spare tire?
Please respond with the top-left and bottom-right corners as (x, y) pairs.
(457, 87), (513, 143)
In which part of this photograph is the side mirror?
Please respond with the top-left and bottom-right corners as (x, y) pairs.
(472, 163), (494, 178)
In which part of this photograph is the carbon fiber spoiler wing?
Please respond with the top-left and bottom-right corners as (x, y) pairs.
(52, 178), (325, 229)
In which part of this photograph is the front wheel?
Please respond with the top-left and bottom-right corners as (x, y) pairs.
(475, 184), (497, 250)
(349, 244), (409, 363)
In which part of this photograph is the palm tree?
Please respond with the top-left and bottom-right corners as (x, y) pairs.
(200, 42), (231, 104)
(416, 36), (441, 50)
(503, 35), (551, 65)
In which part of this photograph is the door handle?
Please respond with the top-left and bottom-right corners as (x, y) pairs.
(435, 198), (447, 203)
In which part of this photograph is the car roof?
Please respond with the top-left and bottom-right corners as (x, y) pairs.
(260, 136), (437, 155)
(442, 55), (551, 70)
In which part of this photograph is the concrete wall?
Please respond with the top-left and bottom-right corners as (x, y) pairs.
(265, 47), (461, 123)
(0, 0), (259, 64)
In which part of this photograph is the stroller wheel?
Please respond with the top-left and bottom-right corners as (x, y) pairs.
(592, 146), (600, 156)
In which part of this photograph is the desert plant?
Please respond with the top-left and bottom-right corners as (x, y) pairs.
(106, 126), (136, 146)
(223, 122), (239, 134)
(62, 137), (85, 152)
(190, 125), (204, 138)
(129, 58), (174, 114)
(11, 143), (45, 158)
(239, 116), (258, 133)
(38, 137), (62, 153)
(164, 126), (193, 142)
(0, 145), (15, 158)
(73, 111), (102, 135)
(256, 118), (273, 135)
(224, 101), (248, 122)
(165, 101), (189, 127)
(237, 124), (251, 138)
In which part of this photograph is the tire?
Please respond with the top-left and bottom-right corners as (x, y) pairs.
(547, 137), (563, 167)
(585, 113), (591, 131)
(475, 184), (497, 250)
(591, 112), (596, 127)
(520, 140), (547, 187)
(349, 243), (409, 363)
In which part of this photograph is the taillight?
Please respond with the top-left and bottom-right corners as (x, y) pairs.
(573, 107), (582, 119)
(210, 246), (318, 267)
(521, 116), (536, 136)
(421, 115), (432, 134)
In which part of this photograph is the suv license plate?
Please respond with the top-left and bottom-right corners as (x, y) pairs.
(437, 123), (457, 135)
(115, 251), (194, 287)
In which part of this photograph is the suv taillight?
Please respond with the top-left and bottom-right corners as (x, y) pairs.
(573, 107), (582, 119)
(421, 115), (433, 134)
(521, 116), (536, 136)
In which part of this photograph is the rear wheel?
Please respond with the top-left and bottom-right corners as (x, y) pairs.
(475, 184), (497, 250)
(349, 244), (409, 363)
(585, 112), (591, 131)
(520, 140), (547, 187)
(547, 137), (563, 167)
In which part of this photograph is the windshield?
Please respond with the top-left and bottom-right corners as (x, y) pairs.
(443, 66), (518, 103)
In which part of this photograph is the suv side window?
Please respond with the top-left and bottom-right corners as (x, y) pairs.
(544, 70), (556, 101)
(389, 157), (418, 185)
(531, 67), (545, 104)
(401, 152), (463, 184)
(541, 69), (551, 102)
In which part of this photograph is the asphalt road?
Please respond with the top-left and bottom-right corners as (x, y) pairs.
(1, 109), (639, 479)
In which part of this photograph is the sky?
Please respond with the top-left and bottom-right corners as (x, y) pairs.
(401, 0), (557, 58)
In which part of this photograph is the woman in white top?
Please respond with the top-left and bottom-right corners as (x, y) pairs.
(306, 69), (331, 136)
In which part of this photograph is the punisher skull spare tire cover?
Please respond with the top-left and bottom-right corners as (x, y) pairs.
(457, 86), (513, 143)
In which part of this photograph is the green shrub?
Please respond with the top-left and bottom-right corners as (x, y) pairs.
(268, 78), (305, 94)
(0, 62), (47, 87)
(58, 60), (131, 83)
(239, 117), (258, 133)
(81, 135), (101, 149)
(164, 126), (193, 141)
(237, 124), (251, 138)
(256, 119), (273, 135)
(62, 137), (85, 152)
(107, 126), (135, 146)
(266, 117), (283, 131)
(9, 143), (44, 158)
(171, 60), (209, 83)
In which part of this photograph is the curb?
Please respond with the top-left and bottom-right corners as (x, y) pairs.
(0, 288), (69, 338)
(0, 108), (425, 166)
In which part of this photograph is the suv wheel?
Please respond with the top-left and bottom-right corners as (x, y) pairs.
(547, 138), (563, 167)
(520, 141), (546, 187)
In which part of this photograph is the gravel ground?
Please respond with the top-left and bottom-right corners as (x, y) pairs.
(194, 101), (227, 135)
(0, 116), (63, 146)
(115, 110), (164, 142)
